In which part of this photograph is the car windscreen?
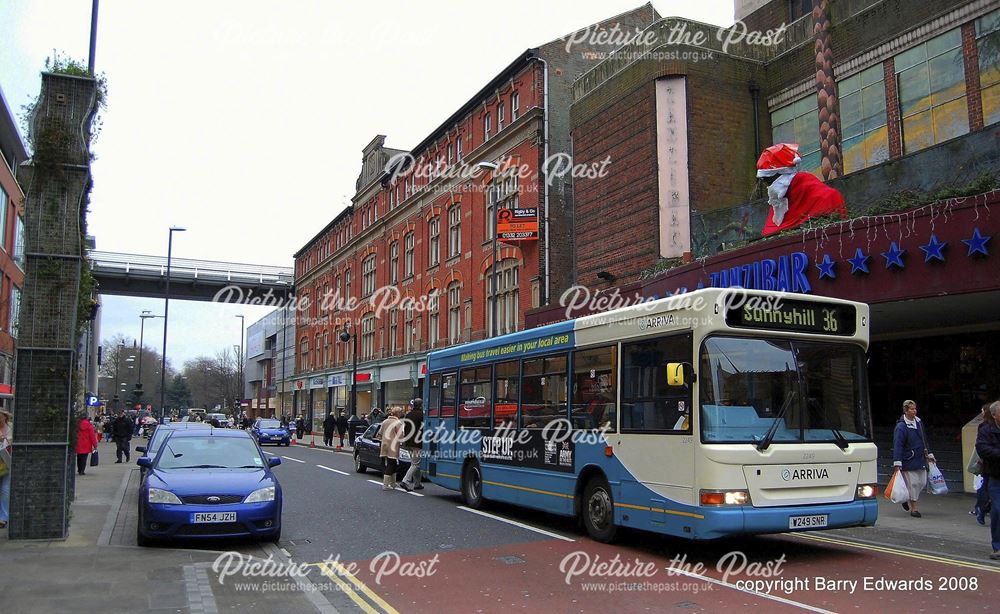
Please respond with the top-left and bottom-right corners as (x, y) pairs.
(259, 420), (282, 429)
(156, 436), (265, 470)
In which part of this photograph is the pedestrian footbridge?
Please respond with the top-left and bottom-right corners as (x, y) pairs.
(88, 250), (294, 302)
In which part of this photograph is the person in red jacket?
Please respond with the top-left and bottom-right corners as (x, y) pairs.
(756, 143), (847, 236)
(76, 415), (99, 476)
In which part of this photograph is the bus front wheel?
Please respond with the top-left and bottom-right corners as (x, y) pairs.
(582, 476), (617, 543)
(462, 461), (484, 509)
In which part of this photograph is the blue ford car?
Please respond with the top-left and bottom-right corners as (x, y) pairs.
(251, 418), (291, 447)
(136, 429), (282, 546)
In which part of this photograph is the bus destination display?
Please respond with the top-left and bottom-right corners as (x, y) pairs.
(727, 299), (856, 336)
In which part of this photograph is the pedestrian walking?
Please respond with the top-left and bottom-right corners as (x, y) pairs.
(377, 408), (404, 491)
(102, 416), (113, 442)
(976, 400), (1000, 560)
(336, 412), (348, 449)
(112, 410), (134, 463)
(369, 407), (384, 424)
(295, 415), (306, 441)
(892, 399), (936, 518)
(970, 403), (994, 525)
(0, 409), (13, 529)
(281, 414), (289, 428)
(75, 415), (99, 476)
(323, 412), (336, 447)
(400, 398), (424, 492)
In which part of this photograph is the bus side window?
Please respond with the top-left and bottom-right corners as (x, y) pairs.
(427, 373), (441, 418)
(571, 345), (617, 432)
(493, 360), (519, 429)
(440, 373), (457, 418)
(521, 354), (568, 429)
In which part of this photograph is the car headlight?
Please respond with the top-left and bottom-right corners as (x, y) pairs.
(148, 488), (183, 505)
(856, 484), (878, 499)
(244, 486), (276, 503)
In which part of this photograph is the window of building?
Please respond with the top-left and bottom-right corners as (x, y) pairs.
(840, 65), (889, 173)
(489, 171), (519, 241)
(896, 28), (968, 154)
(487, 258), (519, 337)
(404, 306), (414, 353)
(977, 8), (1000, 126)
(323, 332), (331, 366)
(0, 185), (8, 251)
(493, 360), (519, 428)
(427, 289), (440, 349)
(335, 275), (342, 308)
(497, 101), (505, 131)
(389, 309), (398, 356)
(362, 254), (376, 297)
(9, 285), (20, 338)
(770, 95), (821, 175)
(428, 217), (440, 267)
(788, 0), (815, 22)
(511, 92), (520, 121)
(448, 205), (461, 259)
(621, 333), (693, 433)
(521, 354), (568, 429)
(484, 112), (492, 141)
(361, 313), (375, 360)
(389, 241), (399, 284)
(457, 137), (463, 161)
(300, 337), (309, 371)
(459, 365), (492, 429)
(448, 282), (462, 343)
(13, 215), (24, 269)
(404, 232), (414, 278)
(315, 333), (321, 367)
(571, 345), (617, 431)
(313, 285), (321, 318)
(447, 142), (454, 165)
(345, 268), (352, 300)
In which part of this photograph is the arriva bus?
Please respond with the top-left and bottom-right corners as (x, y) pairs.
(422, 288), (877, 542)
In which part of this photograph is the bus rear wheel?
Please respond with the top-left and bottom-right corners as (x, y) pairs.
(462, 461), (484, 509)
(582, 476), (617, 543)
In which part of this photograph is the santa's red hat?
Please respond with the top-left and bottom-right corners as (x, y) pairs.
(756, 143), (802, 177)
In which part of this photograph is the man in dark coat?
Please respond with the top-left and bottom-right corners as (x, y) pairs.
(335, 412), (348, 449)
(322, 412), (336, 447)
(112, 410), (134, 463)
(400, 398), (424, 492)
(975, 401), (1000, 560)
(295, 415), (306, 441)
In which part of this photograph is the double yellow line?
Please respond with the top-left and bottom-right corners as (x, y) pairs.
(315, 561), (400, 614)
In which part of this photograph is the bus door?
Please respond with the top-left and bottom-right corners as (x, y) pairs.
(436, 372), (458, 469)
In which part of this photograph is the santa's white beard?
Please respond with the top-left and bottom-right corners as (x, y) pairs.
(767, 173), (795, 226)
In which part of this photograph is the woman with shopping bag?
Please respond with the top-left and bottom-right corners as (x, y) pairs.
(892, 400), (935, 518)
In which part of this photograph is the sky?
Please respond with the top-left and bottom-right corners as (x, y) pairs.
(0, 0), (734, 367)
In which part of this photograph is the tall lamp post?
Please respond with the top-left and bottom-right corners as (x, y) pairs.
(235, 314), (245, 416)
(340, 323), (361, 445)
(136, 310), (163, 408)
(160, 226), (186, 419)
(477, 161), (499, 337)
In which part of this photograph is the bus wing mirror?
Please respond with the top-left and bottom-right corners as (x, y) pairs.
(666, 363), (696, 386)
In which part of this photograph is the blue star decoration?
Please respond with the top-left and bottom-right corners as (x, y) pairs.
(961, 227), (991, 257)
(881, 241), (906, 269)
(919, 234), (947, 262)
(816, 254), (836, 279)
(848, 248), (870, 274)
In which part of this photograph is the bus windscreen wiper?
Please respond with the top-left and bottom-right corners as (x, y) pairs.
(757, 390), (796, 452)
(830, 428), (849, 450)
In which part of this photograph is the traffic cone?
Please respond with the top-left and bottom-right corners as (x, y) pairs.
(309, 431), (316, 448)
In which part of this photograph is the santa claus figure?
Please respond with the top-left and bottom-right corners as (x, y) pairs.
(756, 143), (847, 236)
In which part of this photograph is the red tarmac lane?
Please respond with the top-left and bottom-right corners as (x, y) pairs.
(331, 529), (999, 613)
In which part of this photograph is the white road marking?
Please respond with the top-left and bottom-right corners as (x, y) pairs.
(317, 465), (349, 475)
(669, 568), (835, 613)
(281, 456), (305, 463)
(457, 506), (575, 542)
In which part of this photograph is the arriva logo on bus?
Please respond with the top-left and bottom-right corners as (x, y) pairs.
(708, 251), (812, 294)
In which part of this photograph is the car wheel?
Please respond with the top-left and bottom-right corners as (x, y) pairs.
(354, 452), (367, 473)
(461, 461), (484, 509)
(581, 475), (617, 543)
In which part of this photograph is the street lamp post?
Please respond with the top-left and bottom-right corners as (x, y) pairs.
(160, 226), (186, 419)
(235, 314), (245, 416)
(136, 310), (163, 407)
(112, 340), (125, 411)
(340, 323), (361, 445)
(477, 161), (499, 337)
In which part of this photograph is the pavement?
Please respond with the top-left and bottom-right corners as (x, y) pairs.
(0, 437), (996, 613)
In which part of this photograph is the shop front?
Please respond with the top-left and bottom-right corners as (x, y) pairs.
(309, 375), (327, 434)
(380, 363), (418, 413)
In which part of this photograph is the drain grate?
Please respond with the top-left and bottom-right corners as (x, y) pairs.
(494, 555), (526, 565)
(674, 601), (698, 609)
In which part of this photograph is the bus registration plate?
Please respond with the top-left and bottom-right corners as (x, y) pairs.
(789, 514), (827, 529)
(192, 512), (236, 523)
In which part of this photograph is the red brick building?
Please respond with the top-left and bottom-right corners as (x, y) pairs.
(0, 86), (27, 411)
(291, 6), (659, 432)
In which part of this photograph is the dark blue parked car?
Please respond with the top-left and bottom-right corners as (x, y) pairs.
(353, 422), (411, 480)
(251, 418), (291, 447)
(136, 429), (282, 546)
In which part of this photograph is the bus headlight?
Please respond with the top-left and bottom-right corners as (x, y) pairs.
(700, 490), (751, 506)
(855, 484), (877, 499)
